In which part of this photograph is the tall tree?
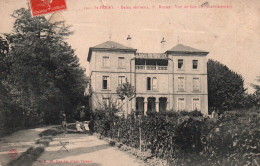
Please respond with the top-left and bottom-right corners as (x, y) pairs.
(207, 59), (246, 112)
(0, 35), (12, 131)
(251, 76), (260, 92)
(250, 76), (260, 107)
(116, 81), (135, 118)
(4, 8), (87, 125)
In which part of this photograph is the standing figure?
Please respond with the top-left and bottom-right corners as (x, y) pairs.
(88, 118), (95, 135)
(80, 106), (86, 121)
(61, 113), (67, 127)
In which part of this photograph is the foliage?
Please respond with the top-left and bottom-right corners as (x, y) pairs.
(8, 146), (45, 166)
(94, 109), (260, 165)
(0, 7), (87, 134)
(251, 76), (260, 92)
(200, 109), (260, 165)
(250, 76), (260, 107)
(207, 59), (246, 112)
(95, 95), (123, 112)
(116, 82), (135, 117)
(116, 82), (135, 100)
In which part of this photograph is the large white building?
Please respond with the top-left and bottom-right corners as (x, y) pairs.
(87, 37), (208, 115)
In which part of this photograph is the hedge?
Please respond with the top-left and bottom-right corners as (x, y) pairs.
(93, 109), (260, 165)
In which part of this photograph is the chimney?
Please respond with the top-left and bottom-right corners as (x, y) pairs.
(127, 35), (131, 47)
(161, 37), (166, 52)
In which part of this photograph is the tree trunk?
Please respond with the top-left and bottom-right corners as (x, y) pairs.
(124, 98), (129, 119)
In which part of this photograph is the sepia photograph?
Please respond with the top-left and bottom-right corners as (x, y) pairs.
(0, 0), (259, 165)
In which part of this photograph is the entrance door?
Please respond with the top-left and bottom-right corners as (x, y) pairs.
(147, 97), (156, 113)
(136, 97), (144, 114)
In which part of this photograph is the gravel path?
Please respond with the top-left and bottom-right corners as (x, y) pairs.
(34, 133), (145, 166)
(0, 126), (53, 166)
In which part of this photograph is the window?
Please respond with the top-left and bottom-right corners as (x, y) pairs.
(152, 77), (157, 90)
(102, 76), (110, 89)
(193, 60), (198, 69)
(103, 56), (110, 67)
(178, 77), (185, 91)
(147, 77), (151, 90)
(193, 77), (200, 91)
(118, 76), (126, 86)
(193, 98), (200, 111)
(178, 59), (184, 69)
(118, 57), (125, 68)
(147, 77), (157, 90)
(178, 98), (185, 110)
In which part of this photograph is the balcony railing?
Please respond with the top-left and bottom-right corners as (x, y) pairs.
(158, 66), (167, 70)
(135, 65), (145, 70)
(146, 65), (156, 70)
(135, 65), (168, 70)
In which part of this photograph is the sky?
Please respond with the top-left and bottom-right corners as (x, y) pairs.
(0, 0), (259, 93)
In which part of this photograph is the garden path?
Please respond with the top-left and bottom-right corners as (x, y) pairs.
(0, 126), (54, 166)
(35, 133), (145, 166)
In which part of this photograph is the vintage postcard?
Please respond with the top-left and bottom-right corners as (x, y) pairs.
(0, 0), (259, 165)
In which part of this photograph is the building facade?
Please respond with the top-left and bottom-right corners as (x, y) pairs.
(87, 39), (208, 115)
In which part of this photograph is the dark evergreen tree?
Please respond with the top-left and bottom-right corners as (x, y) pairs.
(3, 8), (87, 126)
(207, 59), (246, 112)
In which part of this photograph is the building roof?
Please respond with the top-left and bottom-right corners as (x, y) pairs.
(93, 41), (134, 50)
(166, 44), (208, 55)
(87, 41), (137, 61)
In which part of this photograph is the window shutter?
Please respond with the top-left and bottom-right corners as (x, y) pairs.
(122, 58), (125, 67)
(152, 77), (157, 90)
(107, 76), (110, 89)
(193, 98), (200, 110)
(193, 78), (200, 91)
(118, 57), (125, 68)
(178, 77), (185, 91)
(178, 98), (185, 110)
(181, 99), (185, 110)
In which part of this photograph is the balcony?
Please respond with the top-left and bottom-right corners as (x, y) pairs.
(135, 58), (168, 71)
(135, 65), (167, 70)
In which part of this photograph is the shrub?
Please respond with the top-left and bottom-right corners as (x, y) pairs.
(94, 109), (260, 165)
(38, 127), (63, 137)
(8, 146), (45, 166)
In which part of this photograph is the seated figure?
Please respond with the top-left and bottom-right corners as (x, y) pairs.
(83, 121), (89, 131)
(76, 121), (83, 132)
